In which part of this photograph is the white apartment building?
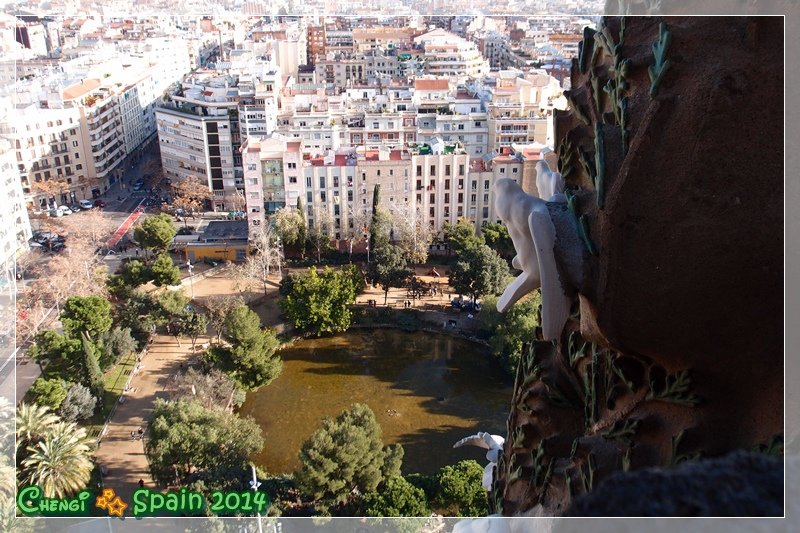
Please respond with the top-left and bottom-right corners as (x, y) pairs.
(0, 137), (31, 288)
(413, 29), (489, 82)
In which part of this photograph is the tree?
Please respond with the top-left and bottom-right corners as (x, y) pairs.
(59, 383), (97, 422)
(280, 267), (359, 336)
(295, 403), (403, 504)
(146, 398), (264, 485)
(115, 290), (166, 346)
(307, 208), (334, 263)
(98, 326), (137, 370)
(443, 218), (484, 255)
(134, 213), (177, 255)
(29, 378), (68, 410)
(367, 244), (412, 306)
(274, 205), (306, 249)
(172, 367), (244, 411)
(369, 185), (390, 252)
(150, 253), (181, 287)
(107, 259), (149, 296)
(240, 223), (283, 296)
(179, 312), (208, 351)
(481, 222), (515, 258)
(203, 294), (244, 343)
(60, 295), (112, 340)
(448, 244), (509, 304)
(28, 330), (83, 380)
(478, 293), (541, 375)
(435, 460), (489, 516)
(344, 205), (370, 261)
(218, 305), (282, 390)
(19, 421), (95, 498)
(361, 476), (430, 517)
(81, 331), (104, 397)
(16, 404), (58, 451)
(172, 175), (211, 220)
(158, 289), (189, 318)
(388, 201), (435, 264)
(44, 209), (117, 249)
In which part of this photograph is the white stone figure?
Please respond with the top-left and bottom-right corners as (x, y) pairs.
(535, 160), (565, 201)
(453, 432), (505, 491)
(494, 178), (571, 341)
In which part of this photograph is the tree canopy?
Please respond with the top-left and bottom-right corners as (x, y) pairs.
(146, 398), (264, 485)
(150, 253), (181, 287)
(295, 403), (403, 503)
(361, 476), (430, 517)
(367, 244), (412, 305)
(60, 295), (112, 340)
(443, 218), (484, 255)
(448, 244), (509, 303)
(280, 266), (360, 336)
(481, 222), (515, 258)
(134, 213), (177, 253)
(478, 293), (541, 375)
(435, 460), (489, 516)
(217, 304), (282, 390)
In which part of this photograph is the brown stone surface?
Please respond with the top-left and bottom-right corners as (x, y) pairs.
(497, 16), (784, 516)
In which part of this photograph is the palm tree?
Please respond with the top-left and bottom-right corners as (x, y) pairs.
(16, 403), (58, 449)
(20, 422), (95, 498)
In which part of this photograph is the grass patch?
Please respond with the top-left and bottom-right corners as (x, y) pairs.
(84, 350), (137, 439)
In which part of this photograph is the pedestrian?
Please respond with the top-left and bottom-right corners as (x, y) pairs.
(135, 249), (140, 257)
(130, 431), (135, 439)
(138, 427), (144, 436)
(138, 479), (144, 488)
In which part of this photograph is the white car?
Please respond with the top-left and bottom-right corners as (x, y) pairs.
(57, 205), (72, 216)
(79, 199), (94, 210)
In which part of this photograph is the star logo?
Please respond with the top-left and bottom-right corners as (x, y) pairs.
(96, 488), (127, 517)
(95, 488), (116, 510)
(106, 496), (128, 517)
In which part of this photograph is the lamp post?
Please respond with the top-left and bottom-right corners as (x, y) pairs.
(186, 261), (194, 299)
(249, 464), (263, 533)
(366, 244), (370, 264)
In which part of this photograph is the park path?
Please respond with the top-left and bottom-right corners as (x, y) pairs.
(93, 331), (202, 504)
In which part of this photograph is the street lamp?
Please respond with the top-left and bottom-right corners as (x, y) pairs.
(366, 244), (370, 264)
(186, 261), (194, 299)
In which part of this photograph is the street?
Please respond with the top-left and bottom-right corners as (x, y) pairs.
(0, 137), (163, 403)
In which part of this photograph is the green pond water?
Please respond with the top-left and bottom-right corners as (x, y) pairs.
(239, 329), (514, 475)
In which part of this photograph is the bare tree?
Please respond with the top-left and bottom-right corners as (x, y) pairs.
(308, 208), (335, 263)
(237, 223), (283, 296)
(202, 294), (245, 343)
(387, 200), (435, 264)
(344, 205), (370, 262)
(42, 210), (117, 249)
(172, 175), (211, 221)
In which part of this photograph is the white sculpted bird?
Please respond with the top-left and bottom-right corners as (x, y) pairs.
(453, 432), (505, 491)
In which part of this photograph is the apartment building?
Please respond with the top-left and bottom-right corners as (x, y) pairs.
(0, 137), (31, 287)
(413, 29), (489, 82)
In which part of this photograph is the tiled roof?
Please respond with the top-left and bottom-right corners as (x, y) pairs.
(414, 79), (449, 91)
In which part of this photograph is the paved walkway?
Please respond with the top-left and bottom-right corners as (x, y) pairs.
(93, 331), (205, 503)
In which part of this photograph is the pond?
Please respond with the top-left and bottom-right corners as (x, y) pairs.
(239, 329), (514, 475)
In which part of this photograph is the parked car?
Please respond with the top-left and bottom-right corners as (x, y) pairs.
(79, 199), (94, 210)
(48, 207), (62, 217)
(32, 231), (61, 245)
(56, 205), (72, 216)
(69, 204), (82, 213)
(94, 199), (107, 208)
(132, 181), (144, 191)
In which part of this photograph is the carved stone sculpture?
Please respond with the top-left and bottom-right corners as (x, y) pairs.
(493, 176), (572, 340)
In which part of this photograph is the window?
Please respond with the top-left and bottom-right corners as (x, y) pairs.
(459, 165), (465, 176)
(76, 164), (82, 170)
(320, 191), (327, 202)
(389, 169), (394, 176)
(307, 191), (313, 203)
(445, 179), (451, 189)
(471, 194), (477, 203)
(429, 193), (435, 203)
(373, 122), (379, 128)
(247, 164), (257, 171)
(445, 165), (450, 176)
(75, 152), (79, 159)
(471, 180), (477, 190)
(457, 124), (464, 130)
(430, 165), (435, 175)
(288, 162), (297, 169)
(458, 193), (464, 203)
(319, 176), (326, 188)
(377, 170), (381, 177)
(347, 190), (353, 201)
(484, 180), (490, 190)
(306, 177), (312, 187)
(72, 141), (78, 147)
(333, 176), (339, 187)
(289, 176), (297, 184)
(474, 121), (482, 127)
(416, 165), (422, 177)
(512, 167), (518, 174)
(500, 167), (505, 173)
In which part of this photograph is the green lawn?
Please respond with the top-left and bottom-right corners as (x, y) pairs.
(85, 350), (138, 439)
